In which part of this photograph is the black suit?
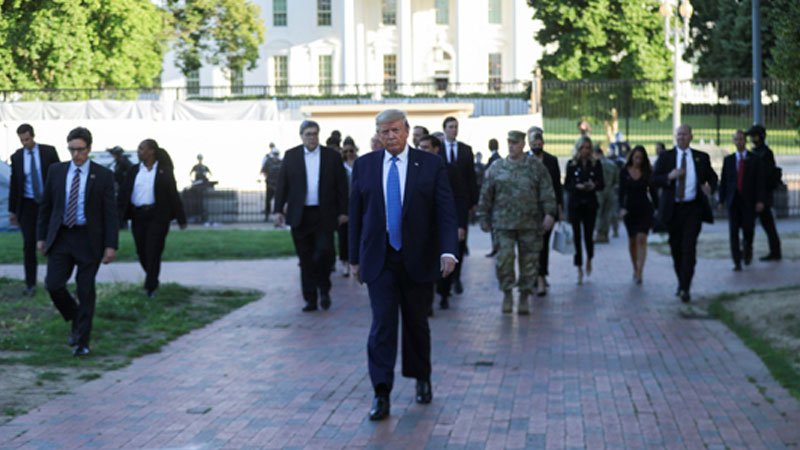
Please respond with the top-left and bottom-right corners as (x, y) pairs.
(653, 148), (718, 295)
(442, 140), (478, 287)
(37, 161), (118, 348)
(436, 153), (469, 302)
(274, 145), (348, 306)
(719, 151), (764, 267)
(531, 150), (562, 277)
(486, 151), (501, 168)
(119, 162), (187, 293)
(8, 144), (60, 289)
(751, 143), (782, 257)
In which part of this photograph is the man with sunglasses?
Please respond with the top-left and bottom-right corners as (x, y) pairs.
(37, 127), (118, 357)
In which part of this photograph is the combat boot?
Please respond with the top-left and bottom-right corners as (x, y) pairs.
(502, 291), (513, 314)
(518, 292), (530, 315)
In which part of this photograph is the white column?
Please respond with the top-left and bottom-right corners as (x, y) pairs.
(454, 0), (471, 91)
(398, 0), (413, 94)
(342, 0), (357, 92)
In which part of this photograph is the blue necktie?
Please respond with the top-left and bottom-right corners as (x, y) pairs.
(387, 156), (402, 251)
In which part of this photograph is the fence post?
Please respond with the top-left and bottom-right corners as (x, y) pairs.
(715, 80), (721, 145)
(624, 81), (631, 140)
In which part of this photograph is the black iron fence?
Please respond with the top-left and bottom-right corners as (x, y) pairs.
(183, 182), (800, 224)
(536, 78), (800, 156)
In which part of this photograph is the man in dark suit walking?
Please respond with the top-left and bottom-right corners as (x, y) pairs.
(274, 120), (348, 312)
(527, 128), (563, 296)
(718, 130), (765, 271)
(653, 125), (718, 306)
(8, 124), (60, 296)
(441, 116), (478, 294)
(349, 109), (458, 421)
(37, 127), (118, 357)
(746, 125), (782, 261)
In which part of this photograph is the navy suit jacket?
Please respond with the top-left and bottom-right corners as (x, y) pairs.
(718, 151), (764, 210)
(348, 147), (459, 285)
(8, 144), (60, 216)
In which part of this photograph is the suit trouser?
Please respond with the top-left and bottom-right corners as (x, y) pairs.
(131, 207), (170, 292)
(290, 206), (334, 305)
(367, 245), (432, 393)
(571, 203), (597, 267)
(757, 202), (782, 257)
(538, 226), (553, 277)
(265, 186), (275, 221)
(45, 227), (100, 347)
(668, 200), (702, 293)
(451, 234), (467, 284)
(595, 191), (614, 237)
(337, 221), (349, 262)
(728, 195), (755, 266)
(19, 198), (39, 288)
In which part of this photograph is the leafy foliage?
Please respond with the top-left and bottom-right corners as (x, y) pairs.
(768, 0), (800, 132)
(165, 0), (265, 76)
(0, 0), (167, 93)
(528, 0), (674, 120)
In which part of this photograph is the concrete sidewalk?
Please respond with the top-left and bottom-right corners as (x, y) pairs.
(0, 225), (798, 449)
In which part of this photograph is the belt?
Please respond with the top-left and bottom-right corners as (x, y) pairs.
(303, 205), (319, 209)
(61, 224), (87, 231)
(135, 204), (156, 211)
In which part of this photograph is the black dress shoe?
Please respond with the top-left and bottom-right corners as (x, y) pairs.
(732, 264), (742, 272)
(23, 286), (35, 297)
(760, 253), (782, 261)
(439, 296), (449, 310)
(73, 346), (90, 357)
(369, 395), (390, 421)
(320, 293), (332, 310)
(416, 379), (432, 404)
(453, 280), (463, 295)
(302, 304), (318, 312)
(679, 290), (691, 304)
(146, 289), (157, 299)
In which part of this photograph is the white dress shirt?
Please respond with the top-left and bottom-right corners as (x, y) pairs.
(304, 146), (321, 206)
(382, 146), (457, 262)
(22, 144), (44, 200)
(676, 147), (697, 202)
(382, 146), (409, 224)
(132, 161), (158, 207)
(64, 161), (89, 226)
(444, 139), (458, 164)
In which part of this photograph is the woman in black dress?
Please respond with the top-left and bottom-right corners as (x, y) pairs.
(619, 145), (655, 284)
(564, 136), (604, 284)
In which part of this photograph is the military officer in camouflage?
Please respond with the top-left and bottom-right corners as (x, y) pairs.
(478, 130), (557, 315)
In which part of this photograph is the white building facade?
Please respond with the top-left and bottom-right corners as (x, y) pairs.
(160, 0), (541, 96)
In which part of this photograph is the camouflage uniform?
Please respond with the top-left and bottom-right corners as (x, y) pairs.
(595, 156), (619, 241)
(478, 155), (557, 294)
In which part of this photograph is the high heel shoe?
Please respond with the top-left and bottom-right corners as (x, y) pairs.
(577, 267), (584, 285)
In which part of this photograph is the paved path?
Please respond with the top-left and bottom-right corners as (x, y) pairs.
(0, 225), (799, 449)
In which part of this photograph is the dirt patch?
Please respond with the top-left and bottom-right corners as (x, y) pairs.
(723, 289), (800, 373)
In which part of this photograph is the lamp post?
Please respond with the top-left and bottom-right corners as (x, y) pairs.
(660, 0), (693, 133)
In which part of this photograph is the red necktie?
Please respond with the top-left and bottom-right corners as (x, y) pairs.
(736, 155), (744, 193)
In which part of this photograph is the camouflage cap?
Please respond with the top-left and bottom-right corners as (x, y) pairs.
(507, 130), (526, 142)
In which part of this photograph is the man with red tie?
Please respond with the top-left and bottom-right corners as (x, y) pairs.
(718, 130), (765, 271)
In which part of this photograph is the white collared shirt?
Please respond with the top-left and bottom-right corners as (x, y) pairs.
(676, 147), (697, 202)
(304, 146), (321, 206)
(64, 161), (89, 225)
(132, 161), (158, 207)
(382, 145), (409, 229)
(736, 149), (747, 166)
(444, 139), (458, 163)
(22, 144), (44, 200)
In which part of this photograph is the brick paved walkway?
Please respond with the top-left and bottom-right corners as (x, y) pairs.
(0, 224), (799, 449)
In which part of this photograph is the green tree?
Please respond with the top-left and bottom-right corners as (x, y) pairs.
(768, 0), (800, 132)
(688, 0), (775, 80)
(165, 0), (265, 77)
(0, 0), (167, 97)
(528, 0), (674, 120)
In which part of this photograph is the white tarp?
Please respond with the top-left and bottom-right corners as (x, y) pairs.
(0, 161), (10, 230)
(0, 99), (278, 121)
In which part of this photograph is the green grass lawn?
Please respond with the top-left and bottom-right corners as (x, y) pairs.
(0, 228), (296, 264)
(708, 286), (800, 401)
(0, 277), (261, 420)
(541, 115), (799, 156)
